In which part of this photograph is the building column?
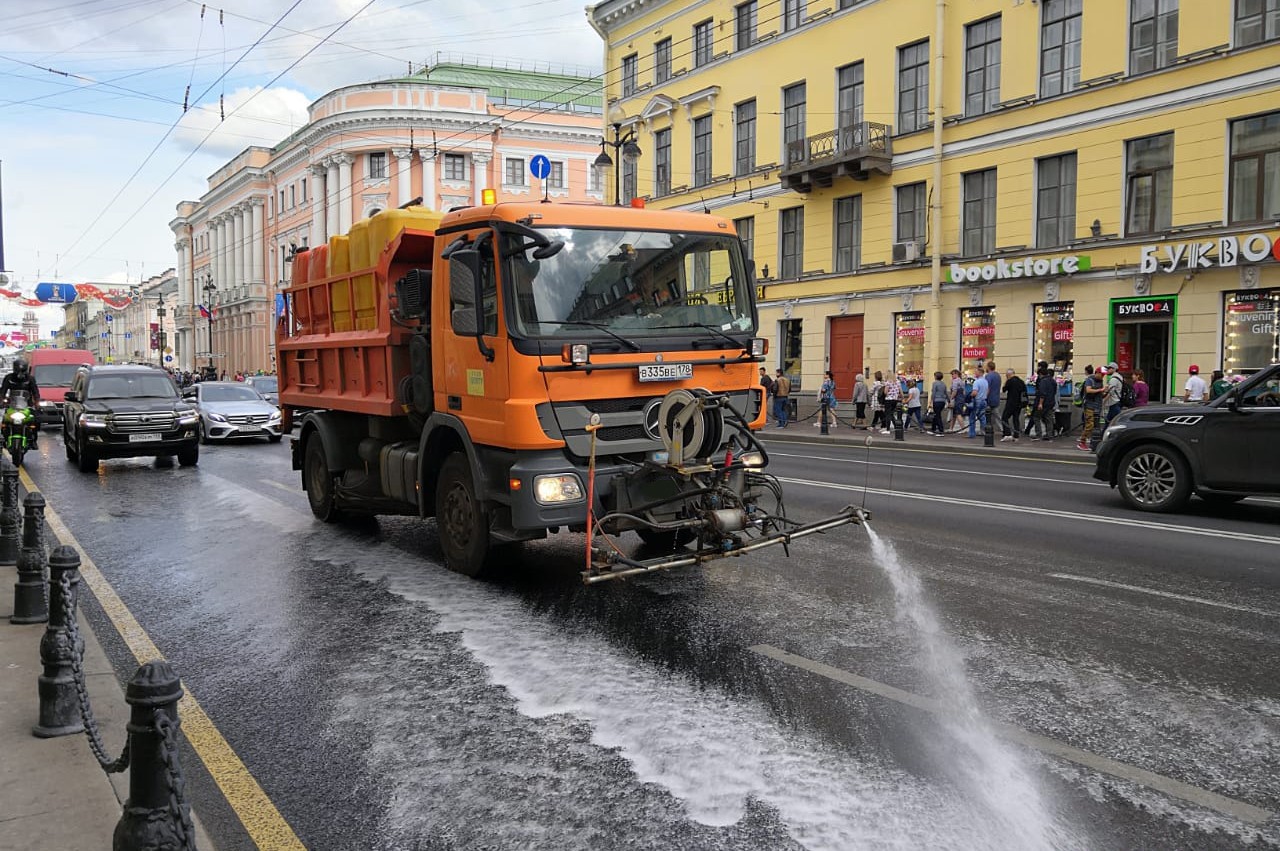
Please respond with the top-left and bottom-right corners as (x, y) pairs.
(250, 198), (265, 284)
(420, 150), (437, 211)
(310, 163), (327, 246)
(174, 238), (190, 307)
(230, 207), (244, 286)
(335, 154), (354, 233)
(325, 157), (340, 241)
(472, 152), (492, 206)
(213, 218), (226, 289)
(393, 148), (413, 207)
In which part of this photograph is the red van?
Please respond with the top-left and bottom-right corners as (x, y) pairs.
(29, 349), (97, 424)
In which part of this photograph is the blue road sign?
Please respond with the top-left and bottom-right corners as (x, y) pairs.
(529, 155), (551, 180)
(35, 282), (79, 304)
(124, 332), (132, 339)
(165, 355), (174, 363)
(104, 313), (113, 322)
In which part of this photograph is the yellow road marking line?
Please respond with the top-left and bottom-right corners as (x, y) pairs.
(20, 468), (305, 850)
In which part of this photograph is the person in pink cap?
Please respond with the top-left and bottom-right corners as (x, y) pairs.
(1183, 364), (1207, 402)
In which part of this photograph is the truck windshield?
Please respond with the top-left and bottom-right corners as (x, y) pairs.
(505, 228), (755, 340)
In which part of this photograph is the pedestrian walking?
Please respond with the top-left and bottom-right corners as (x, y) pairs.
(1183, 364), (1207, 402)
(1209, 369), (1231, 400)
(984, 361), (1002, 436)
(966, 370), (990, 438)
(817, 371), (839, 428)
(1102, 362), (1124, 428)
(929, 371), (948, 435)
(759, 368), (774, 423)
(905, 379), (925, 432)
(1079, 365), (1104, 451)
(948, 369), (968, 433)
(773, 369), (792, 427)
(1033, 362), (1058, 441)
(852, 375), (869, 428)
(1132, 369), (1150, 407)
(1000, 368), (1026, 442)
(869, 373), (885, 430)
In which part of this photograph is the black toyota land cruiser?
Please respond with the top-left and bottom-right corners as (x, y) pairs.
(1093, 363), (1280, 512)
(61, 365), (201, 473)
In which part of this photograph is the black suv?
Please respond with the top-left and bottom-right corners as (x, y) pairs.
(1093, 363), (1280, 511)
(62, 365), (200, 473)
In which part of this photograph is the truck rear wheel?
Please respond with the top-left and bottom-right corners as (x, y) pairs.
(435, 452), (491, 577)
(304, 437), (345, 523)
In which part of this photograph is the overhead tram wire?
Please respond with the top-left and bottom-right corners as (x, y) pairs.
(66, 0), (381, 276)
(56, 0), (308, 272)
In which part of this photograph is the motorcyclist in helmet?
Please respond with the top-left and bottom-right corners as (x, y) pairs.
(1, 358), (41, 448)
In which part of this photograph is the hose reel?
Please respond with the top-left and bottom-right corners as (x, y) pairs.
(656, 389), (724, 466)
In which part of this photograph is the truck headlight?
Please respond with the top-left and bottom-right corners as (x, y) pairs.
(739, 450), (765, 467)
(533, 473), (584, 504)
(749, 337), (768, 357)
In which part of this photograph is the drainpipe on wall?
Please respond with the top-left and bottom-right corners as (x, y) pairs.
(928, 0), (946, 374)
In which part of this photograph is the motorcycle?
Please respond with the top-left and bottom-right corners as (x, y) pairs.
(3, 391), (37, 467)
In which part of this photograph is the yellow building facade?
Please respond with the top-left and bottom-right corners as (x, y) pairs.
(589, 0), (1280, 402)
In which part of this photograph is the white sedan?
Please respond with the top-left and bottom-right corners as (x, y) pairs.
(184, 381), (283, 444)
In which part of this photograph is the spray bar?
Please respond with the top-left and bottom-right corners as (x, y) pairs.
(582, 506), (871, 585)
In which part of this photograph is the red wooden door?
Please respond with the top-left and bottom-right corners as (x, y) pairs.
(829, 315), (863, 401)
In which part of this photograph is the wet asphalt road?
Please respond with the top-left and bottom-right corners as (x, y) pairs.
(18, 430), (1280, 851)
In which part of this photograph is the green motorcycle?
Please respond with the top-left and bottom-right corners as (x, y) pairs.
(3, 391), (37, 467)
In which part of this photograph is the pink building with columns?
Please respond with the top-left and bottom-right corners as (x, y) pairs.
(169, 59), (603, 374)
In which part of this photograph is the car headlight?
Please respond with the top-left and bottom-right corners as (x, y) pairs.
(38, 400), (53, 408)
(177, 410), (199, 425)
(80, 413), (108, 426)
(269, 408), (282, 421)
(533, 473), (584, 504)
(207, 412), (228, 423)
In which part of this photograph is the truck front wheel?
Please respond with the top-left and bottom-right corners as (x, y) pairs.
(304, 437), (345, 523)
(435, 452), (491, 577)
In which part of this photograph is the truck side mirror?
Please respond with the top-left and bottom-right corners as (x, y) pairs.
(63, 391), (78, 403)
(448, 250), (495, 361)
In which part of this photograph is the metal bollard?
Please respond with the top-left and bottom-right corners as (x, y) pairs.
(113, 661), (195, 851)
(0, 458), (19, 566)
(34, 546), (85, 737)
(893, 410), (905, 442)
(10, 493), (48, 624)
(819, 399), (830, 435)
(983, 415), (995, 447)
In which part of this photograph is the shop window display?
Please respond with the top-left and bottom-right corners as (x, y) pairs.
(781, 318), (803, 389)
(959, 306), (996, 376)
(1224, 289), (1279, 376)
(894, 311), (926, 377)
(1034, 302), (1074, 376)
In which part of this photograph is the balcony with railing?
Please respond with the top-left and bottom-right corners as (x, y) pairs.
(780, 121), (892, 192)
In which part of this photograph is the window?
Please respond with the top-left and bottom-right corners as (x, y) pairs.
(622, 158), (637, 204)
(588, 162), (601, 193)
(780, 207), (804, 278)
(734, 216), (755, 269)
(1130, 0), (1178, 74)
(693, 114), (713, 186)
(834, 195), (862, 272)
(735, 100), (756, 175)
(780, 318), (803, 384)
(505, 158), (526, 186)
(1126, 132), (1173, 233)
(783, 82), (807, 165)
(549, 161), (565, 189)
(896, 182), (926, 243)
(1235, 0), (1280, 46)
(837, 62), (865, 141)
(368, 152), (387, 180)
(897, 40), (930, 134)
(301, 178), (307, 202)
(694, 20), (714, 67)
(654, 38), (672, 84)
(960, 306), (996, 377)
(1229, 112), (1280, 224)
(965, 16), (1001, 116)
(736, 1), (757, 50)
(621, 54), (638, 97)
(1041, 0), (1082, 97)
(783, 0), (805, 32)
(1034, 302), (1075, 376)
(444, 153), (467, 181)
(1223, 290), (1280, 375)
(279, 190), (285, 211)
(289, 185), (296, 208)
(894, 312), (926, 376)
(1036, 153), (1077, 246)
(655, 129), (671, 196)
(962, 169), (997, 255)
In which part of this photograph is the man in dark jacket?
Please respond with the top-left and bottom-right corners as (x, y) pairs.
(1033, 363), (1058, 441)
(1000, 368), (1026, 443)
(1, 358), (41, 447)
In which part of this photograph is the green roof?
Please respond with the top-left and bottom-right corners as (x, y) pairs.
(410, 61), (602, 112)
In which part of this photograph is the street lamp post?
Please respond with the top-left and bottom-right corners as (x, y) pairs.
(202, 275), (216, 375)
(155, 296), (167, 370)
(594, 104), (642, 206)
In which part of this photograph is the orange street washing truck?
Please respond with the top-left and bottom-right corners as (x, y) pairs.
(278, 201), (864, 582)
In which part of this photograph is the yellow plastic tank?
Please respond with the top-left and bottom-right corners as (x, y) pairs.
(349, 218), (372, 271)
(328, 235), (352, 332)
(367, 208), (444, 263)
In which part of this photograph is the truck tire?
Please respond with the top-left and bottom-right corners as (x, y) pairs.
(435, 452), (491, 577)
(304, 437), (345, 523)
(1117, 444), (1191, 512)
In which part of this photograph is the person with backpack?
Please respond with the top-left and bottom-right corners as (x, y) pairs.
(1078, 365), (1105, 451)
(1209, 369), (1231, 401)
(947, 369), (968, 434)
(966, 370), (990, 438)
(1102, 361), (1125, 430)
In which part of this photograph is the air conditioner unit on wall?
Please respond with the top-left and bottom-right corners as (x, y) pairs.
(892, 240), (923, 263)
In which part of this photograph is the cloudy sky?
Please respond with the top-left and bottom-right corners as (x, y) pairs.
(0, 0), (605, 335)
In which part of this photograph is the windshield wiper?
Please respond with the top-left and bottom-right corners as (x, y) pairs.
(664, 323), (747, 351)
(544, 321), (642, 352)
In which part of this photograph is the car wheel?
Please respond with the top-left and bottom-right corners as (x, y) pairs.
(303, 437), (344, 523)
(178, 444), (199, 467)
(1197, 492), (1245, 505)
(65, 433), (76, 461)
(76, 435), (98, 474)
(1117, 444), (1190, 512)
(434, 452), (491, 577)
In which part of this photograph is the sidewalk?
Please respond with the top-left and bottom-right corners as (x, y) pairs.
(0, 560), (214, 851)
(758, 420), (1089, 462)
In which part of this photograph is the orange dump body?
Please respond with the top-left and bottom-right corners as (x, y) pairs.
(278, 208), (443, 416)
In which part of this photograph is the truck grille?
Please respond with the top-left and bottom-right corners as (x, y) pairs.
(226, 413), (272, 426)
(110, 413), (177, 433)
(584, 397), (655, 415)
